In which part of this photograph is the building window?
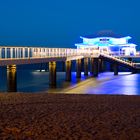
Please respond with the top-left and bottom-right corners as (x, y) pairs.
(100, 38), (109, 41)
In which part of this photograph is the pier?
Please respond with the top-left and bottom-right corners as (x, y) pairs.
(0, 46), (140, 92)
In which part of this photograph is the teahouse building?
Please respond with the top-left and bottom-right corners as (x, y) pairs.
(75, 32), (137, 56)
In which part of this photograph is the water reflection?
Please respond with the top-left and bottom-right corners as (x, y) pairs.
(0, 69), (140, 95)
(60, 72), (140, 95)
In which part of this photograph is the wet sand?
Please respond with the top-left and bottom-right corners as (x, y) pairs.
(0, 93), (140, 139)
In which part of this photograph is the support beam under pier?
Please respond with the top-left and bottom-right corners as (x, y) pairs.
(93, 58), (99, 77)
(90, 58), (94, 75)
(76, 59), (81, 78)
(113, 63), (118, 75)
(62, 61), (65, 72)
(132, 69), (137, 74)
(84, 58), (88, 76)
(90, 58), (99, 77)
(49, 61), (56, 88)
(65, 61), (72, 81)
(7, 65), (17, 92)
(110, 63), (114, 72)
(99, 58), (105, 72)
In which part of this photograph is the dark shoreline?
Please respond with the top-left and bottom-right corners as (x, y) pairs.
(0, 93), (140, 139)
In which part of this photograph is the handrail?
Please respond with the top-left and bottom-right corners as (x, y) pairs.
(0, 47), (139, 69)
(100, 52), (135, 67)
(0, 47), (78, 59)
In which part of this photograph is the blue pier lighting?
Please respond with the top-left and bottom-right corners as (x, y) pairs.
(75, 34), (137, 56)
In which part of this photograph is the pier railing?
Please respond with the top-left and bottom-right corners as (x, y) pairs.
(100, 53), (135, 67)
(0, 47), (84, 59)
(32, 48), (79, 58)
(0, 47), (100, 59)
(0, 46), (139, 69)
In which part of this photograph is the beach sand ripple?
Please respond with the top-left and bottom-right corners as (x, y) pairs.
(0, 93), (140, 139)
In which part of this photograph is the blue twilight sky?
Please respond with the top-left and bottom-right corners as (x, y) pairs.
(0, 0), (140, 48)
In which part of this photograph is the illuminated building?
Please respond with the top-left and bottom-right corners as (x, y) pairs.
(75, 35), (137, 56)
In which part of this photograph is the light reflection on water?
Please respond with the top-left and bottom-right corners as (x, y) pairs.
(50, 72), (140, 95)
(0, 69), (140, 95)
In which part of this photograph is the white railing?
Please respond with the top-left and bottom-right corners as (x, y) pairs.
(0, 47), (31, 59)
(0, 46), (139, 69)
(0, 47), (81, 59)
(100, 52), (135, 67)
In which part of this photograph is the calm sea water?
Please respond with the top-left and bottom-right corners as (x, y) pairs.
(0, 66), (140, 95)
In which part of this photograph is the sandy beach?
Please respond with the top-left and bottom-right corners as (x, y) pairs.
(0, 93), (140, 139)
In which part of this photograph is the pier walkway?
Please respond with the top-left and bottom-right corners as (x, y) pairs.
(0, 46), (140, 92)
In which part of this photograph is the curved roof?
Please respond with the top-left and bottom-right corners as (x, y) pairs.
(83, 30), (126, 38)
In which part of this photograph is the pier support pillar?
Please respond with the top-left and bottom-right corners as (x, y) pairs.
(113, 63), (118, 75)
(7, 65), (17, 92)
(62, 61), (65, 72)
(90, 58), (94, 75)
(49, 61), (56, 88)
(110, 63), (114, 72)
(84, 58), (88, 76)
(99, 58), (105, 72)
(93, 58), (99, 77)
(132, 69), (137, 74)
(65, 60), (71, 81)
(76, 59), (81, 78)
(90, 58), (99, 77)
